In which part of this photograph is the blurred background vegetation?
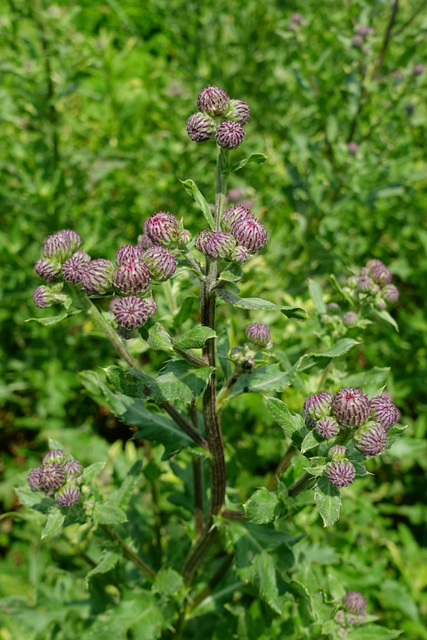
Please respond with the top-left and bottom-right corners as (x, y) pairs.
(1, 0), (426, 638)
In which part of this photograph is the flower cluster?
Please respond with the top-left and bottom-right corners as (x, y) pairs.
(334, 590), (367, 630)
(338, 258), (399, 312)
(303, 387), (400, 488)
(352, 24), (374, 47)
(288, 12), (306, 31)
(186, 85), (250, 149)
(27, 449), (83, 507)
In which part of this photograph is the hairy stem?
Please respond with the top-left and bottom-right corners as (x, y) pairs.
(216, 363), (244, 408)
(100, 524), (156, 579)
(189, 401), (204, 537)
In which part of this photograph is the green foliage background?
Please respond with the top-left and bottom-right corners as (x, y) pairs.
(1, 0), (426, 638)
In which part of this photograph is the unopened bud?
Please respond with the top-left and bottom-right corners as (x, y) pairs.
(34, 257), (62, 282)
(216, 121), (246, 149)
(197, 85), (230, 116)
(81, 259), (115, 295)
(245, 322), (271, 348)
(143, 246), (177, 281)
(186, 112), (216, 142)
(332, 387), (370, 428)
(354, 421), (387, 456)
(113, 260), (152, 295)
(325, 459), (356, 487)
(225, 99), (250, 125)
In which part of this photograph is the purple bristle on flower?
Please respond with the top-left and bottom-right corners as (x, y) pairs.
(39, 463), (66, 492)
(357, 275), (374, 292)
(144, 211), (180, 246)
(112, 296), (151, 329)
(197, 85), (230, 116)
(291, 12), (303, 22)
(325, 459), (356, 487)
(343, 311), (358, 327)
(370, 396), (399, 430)
(34, 258), (62, 282)
(231, 245), (251, 264)
(137, 233), (154, 250)
(81, 259), (115, 295)
(60, 230), (82, 253)
(115, 245), (145, 265)
(316, 416), (340, 439)
(245, 322), (271, 348)
(142, 246), (177, 281)
(328, 445), (347, 458)
(63, 459), (83, 477)
(43, 230), (81, 261)
(142, 296), (157, 318)
(33, 285), (55, 308)
(203, 231), (236, 259)
(113, 261), (151, 295)
(354, 421), (387, 456)
(28, 466), (43, 490)
(303, 392), (333, 421)
(225, 99), (250, 125)
(365, 259), (392, 285)
(351, 35), (363, 47)
(222, 205), (253, 232)
(382, 284), (399, 303)
(356, 25), (374, 36)
(332, 387), (370, 428)
(195, 230), (213, 253)
(231, 217), (267, 253)
(56, 484), (81, 507)
(347, 141), (359, 154)
(186, 112), (216, 142)
(178, 229), (192, 245)
(342, 591), (367, 614)
(216, 121), (246, 149)
(43, 449), (66, 465)
(62, 251), (91, 283)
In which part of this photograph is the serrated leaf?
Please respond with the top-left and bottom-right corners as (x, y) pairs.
(255, 551), (282, 613)
(83, 462), (105, 482)
(225, 152), (267, 173)
(174, 326), (216, 350)
(154, 568), (184, 596)
(85, 551), (120, 583)
(244, 488), (280, 524)
(346, 626), (402, 639)
(385, 424), (408, 450)
(143, 323), (173, 351)
(15, 487), (55, 513)
(41, 508), (65, 538)
(219, 262), (243, 282)
(93, 503), (127, 525)
(25, 310), (81, 326)
(308, 280), (326, 314)
(180, 178), (214, 229)
(314, 476), (342, 527)
(300, 430), (323, 453)
(108, 460), (142, 510)
(265, 397), (307, 446)
(287, 579), (314, 624)
(216, 289), (308, 319)
(375, 309), (399, 332)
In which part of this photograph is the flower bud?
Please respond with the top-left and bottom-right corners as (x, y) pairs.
(346, 275), (358, 289)
(142, 296), (157, 318)
(231, 245), (251, 264)
(216, 121), (246, 149)
(28, 466), (43, 490)
(137, 233), (154, 250)
(328, 445), (347, 458)
(203, 231), (236, 259)
(143, 246), (177, 281)
(144, 211), (180, 246)
(34, 257), (62, 282)
(303, 392), (333, 421)
(245, 322), (271, 348)
(197, 85), (230, 116)
(62, 251), (91, 283)
(186, 112), (215, 142)
(355, 25), (373, 37)
(230, 346), (244, 363)
(332, 387), (370, 428)
(375, 298), (387, 309)
(43, 449), (66, 465)
(412, 64), (424, 75)
(81, 259), (115, 295)
(33, 285), (55, 308)
(342, 591), (366, 614)
(347, 141), (359, 154)
(115, 245), (145, 265)
(351, 35), (363, 47)
(225, 99), (250, 125)
(370, 395), (399, 430)
(315, 416), (340, 439)
(195, 230), (213, 253)
(354, 421), (387, 456)
(357, 275), (374, 292)
(365, 259), (392, 285)
(113, 260), (152, 295)
(63, 459), (83, 477)
(55, 483), (81, 507)
(39, 463), (66, 492)
(343, 311), (358, 327)
(382, 284), (399, 303)
(43, 230), (81, 261)
(112, 296), (152, 329)
(325, 459), (356, 487)
(222, 205), (253, 232)
(231, 217), (267, 253)
(178, 229), (192, 245)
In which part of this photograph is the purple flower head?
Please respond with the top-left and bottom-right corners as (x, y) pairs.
(63, 459), (83, 477)
(81, 259), (115, 295)
(231, 245), (251, 264)
(231, 217), (267, 253)
(42, 449), (66, 465)
(115, 245), (144, 265)
(203, 231), (236, 259)
(222, 205), (253, 232)
(325, 459), (356, 487)
(326, 302), (341, 312)
(393, 70), (404, 80)
(34, 257), (62, 282)
(143, 246), (177, 281)
(370, 396), (399, 430)
(195, 230), (213, 253)
(382, 283), (399, 303)
(197, 85), (230, 116)
(332, 387), (371, 428)
(186, 112), (216, 142)
(39, 463), (66, 493)
(61, 230), (82, 253)
(291, 12), (303, 22)
(347, 141), (359, 154)
(316, 416), (340, 439)
(365, 259), (392, 285)
(56, 484), (81, 507)
(216, 121), (246, 149)
(142, 296), (157, 318)
(356, 25), (374, 37)
(245, 322), (271, 348)
(357, 275), (374, 292)
(62, 251), (91, 283)
(342, 591), (367, 614)
(178, 229), (192, 245)
(137, 233), (154, 250)
(28, 466), (43, 490)
(112, 296), (151, 329)
(328, 445), (347, 458)
(303, 392), (333, 420)
(113, 261), (152, 295)
(33, 285), (55, 308)
(343, 311), (358, 327)
(43, 230), (81, 261)
(412, 64), (424, 76)
(352, 35), (363, 47)
(354, 421), (387, 456)
(225, 99), (250, 125)
(144, 212), (180, 246)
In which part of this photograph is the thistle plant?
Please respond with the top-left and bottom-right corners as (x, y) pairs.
(21, 85), (406, 639)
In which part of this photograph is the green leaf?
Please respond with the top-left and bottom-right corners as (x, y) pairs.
(375, 309), (399, 332)
(340, 367), (390, 388)
(83, 462), (105, 483)
(314, 476), (342, 527)
(308, 280), (326, 314)
(15, 487), (55, 513)
(287, 579), (315, 624)
(346, 626), (402, 639)
(319, 338), (359, 358)
(41, 508), (65, 538)
(180, 178), (214, 229)
(225, 152), (267, 173)
(229, 364), (296, 397)
(93, 503), (127, 525)
(329, 274), (355, 306)
(216, 289), (308, 319)
(219, 262), (243, 282)
(142, 323), (173, 351)
(85, 551), (120, 583)
(255, 551), (282, 613)
(108, 460), (142, 510)
(300, 430), (323, 453)
(174, 326), (216, 350)
(244, 488), (280, 524)
(80, 371), (195, 458)
(154, 568), (184, 596)
(385, 424), (408, 450)
(25, 310), (81, 326)
(265, 397), (307, 446)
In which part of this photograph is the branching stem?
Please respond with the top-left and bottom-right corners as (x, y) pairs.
(100, 524), (156, 579)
